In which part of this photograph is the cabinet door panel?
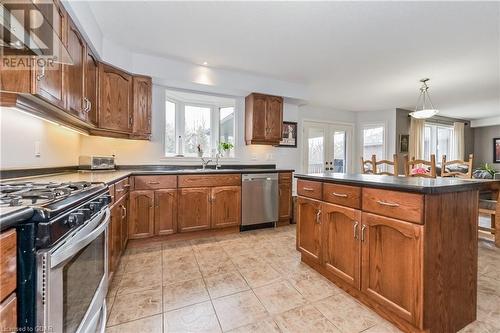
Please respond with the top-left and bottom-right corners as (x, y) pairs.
(109, 204), (122, 274)
(65, 18), (85, 118)
(132, 76), (152, 135)
(129, 190), (154, 239)
(211, 186), (241, 228)
(279, 182), (292, 220)
(178, 188), (211, 232)
(99, 64), (133, 132)
(120, 197), (129, 249)
(322, 203), (361, 289)
(251, 94), (267, 140)
(34, 1), (66, 108)
(266, 96), (283, 141)
(155, 189), (177, 235)
(296, 196), (322, 263)
(361, 212), (423, 327)
(85, 48), (99, 125)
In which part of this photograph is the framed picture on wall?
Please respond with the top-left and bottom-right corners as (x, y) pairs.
(494, 138), (500, 163)
(399, 134), (409, 153)
(278, 121), (298, 147)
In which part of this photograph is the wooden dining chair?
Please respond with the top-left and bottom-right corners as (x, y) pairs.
(373, 154), (399, 176)
(361, 155), (376, 174)
(404, 154), (437, 178)
(441, 154), (474, 179)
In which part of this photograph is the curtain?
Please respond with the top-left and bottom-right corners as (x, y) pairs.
(452, 122), (465, 160)
(409, 118), (425, 159)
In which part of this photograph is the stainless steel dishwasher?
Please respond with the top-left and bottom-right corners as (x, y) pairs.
(241, 173), (279, 231)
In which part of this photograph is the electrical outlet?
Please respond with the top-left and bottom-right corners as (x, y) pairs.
(266, 153), (274, 160)
(34, 141), (41, 157)
(251, 154), (257, 161)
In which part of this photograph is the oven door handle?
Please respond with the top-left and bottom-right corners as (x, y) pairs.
(50, 209), (110, 268)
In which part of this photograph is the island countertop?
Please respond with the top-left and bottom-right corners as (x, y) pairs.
(294, 172), (500, 194)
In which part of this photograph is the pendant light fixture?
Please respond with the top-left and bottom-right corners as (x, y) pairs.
(409, 78), (439, 119)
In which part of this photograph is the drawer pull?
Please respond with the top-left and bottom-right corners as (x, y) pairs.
(123, 184), (131, 188)
(116, 189), (124, 193)
(376, 200), (399, 207)
(148, 181), (160, 185)
(332, 192), (348, 198)
(315, 210), (322, 224)
(303, 187), (315, 192)
(353, 221), (359, 239)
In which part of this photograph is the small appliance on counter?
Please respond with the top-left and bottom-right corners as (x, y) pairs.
(79, 155), (115, 170)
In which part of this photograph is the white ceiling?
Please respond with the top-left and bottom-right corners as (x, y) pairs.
(88, 1), (500, 119)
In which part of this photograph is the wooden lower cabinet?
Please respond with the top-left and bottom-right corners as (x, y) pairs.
(119, 198), (129, 250)
(0, 294), (16, 332)
(178, 188), (211, 232)
(129, 190), (155, 239)
(211, 186), (241, 228)
(155, 189), (177, 235)
(322, 202), (361, 289)
(279, 182), (292, 222)
(296, 196), (322, 264)
(361, 212), (423, 327)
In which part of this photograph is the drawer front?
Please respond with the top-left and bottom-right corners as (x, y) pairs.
(0, 230), (16, 302)
(114, 177), (130, 201)
(178, 174), (241, 188)
(134, 175), (177, 190)
(0, 293), (16, 331)
(323, 183), (361, 209)
(279, 172), (292, 183)
(362, 188), (424, 224)
(297, 179), (322, 200)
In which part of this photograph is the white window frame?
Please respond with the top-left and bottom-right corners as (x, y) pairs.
(423, 122), (454, 161)
(163, 95), (237, 159)
(359, 122), (387, 161)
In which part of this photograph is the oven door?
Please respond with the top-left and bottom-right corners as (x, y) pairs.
(37, 207), (110, 333)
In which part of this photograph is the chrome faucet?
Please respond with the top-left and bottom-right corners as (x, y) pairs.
(215, 152), (222, 170)
(201, 157), (212, 170)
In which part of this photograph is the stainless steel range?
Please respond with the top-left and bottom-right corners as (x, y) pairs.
(0, 181), (110, 333)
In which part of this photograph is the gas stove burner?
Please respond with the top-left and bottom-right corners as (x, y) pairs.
(0, 195), (22, 207)
(60, 181), (92, 191)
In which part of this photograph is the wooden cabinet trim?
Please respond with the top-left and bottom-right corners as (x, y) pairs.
(0, 229), (16, 302)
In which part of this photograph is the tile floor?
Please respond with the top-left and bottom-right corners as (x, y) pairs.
(106, 225), (500, 333)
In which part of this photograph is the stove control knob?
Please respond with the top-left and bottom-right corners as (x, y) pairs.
(78, 208), (91, 220)
(66, 212), (84, 227)
(89, 201), (101, 213)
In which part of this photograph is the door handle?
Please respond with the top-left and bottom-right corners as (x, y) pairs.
(302, 187), (315, 192)
(36, 64), (46, 81)
(315, 210), (322, 224)
(148, 181), (160, 185)
(332, 192), (348, 198)
(361, 224), (367, 242)
(353, 221), (359, 240)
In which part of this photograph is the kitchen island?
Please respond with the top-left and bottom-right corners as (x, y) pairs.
(294, 173), (500, 333)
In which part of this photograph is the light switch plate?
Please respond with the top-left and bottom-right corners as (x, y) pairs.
(34, 141), (41, 157)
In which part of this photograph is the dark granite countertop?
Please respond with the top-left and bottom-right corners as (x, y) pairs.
(295, 173), (500, 194)
(0, 207), (34, 232)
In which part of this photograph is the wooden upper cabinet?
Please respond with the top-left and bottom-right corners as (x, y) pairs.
(85, 47), (99, 125)
(178, 188), (211, 232)
(245, 93), (283, 145)
(211, 186), (241, 228)
(132, 76), (152, 137)
(322, 203), (361, 289)
(33, 0), (66, 108)
(129, 190), (154, 239)
(296, 196), (322, 264)
(98, 63), (133, 133)
(154, 189), (177, 235)
(361, 212), (424, 328)
(64, 17), (85, 119)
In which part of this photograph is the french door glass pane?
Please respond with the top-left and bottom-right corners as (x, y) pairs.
(362, 127), (384, 160)
(333, 131), (346, 173)
(184, 105), (211, 156)
(165, 100), (176, 155)
(307, 127), (324, 173)
(424, 126), (431, 160)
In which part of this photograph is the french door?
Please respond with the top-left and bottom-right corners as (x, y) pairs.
(303, 121), (353, 174)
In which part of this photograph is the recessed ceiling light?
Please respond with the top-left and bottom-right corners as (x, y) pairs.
(202, 61), (208, 66)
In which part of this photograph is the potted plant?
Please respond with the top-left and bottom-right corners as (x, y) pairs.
(218, 142), (234, 158)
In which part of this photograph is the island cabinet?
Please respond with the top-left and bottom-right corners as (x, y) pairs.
(295, 175), (492, 333)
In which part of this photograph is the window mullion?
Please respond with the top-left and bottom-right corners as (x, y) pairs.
(177, 101), (185, 155)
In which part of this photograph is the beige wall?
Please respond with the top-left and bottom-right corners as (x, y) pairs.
(474, 125), (500, 171)
(0, 107), (81, 169)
